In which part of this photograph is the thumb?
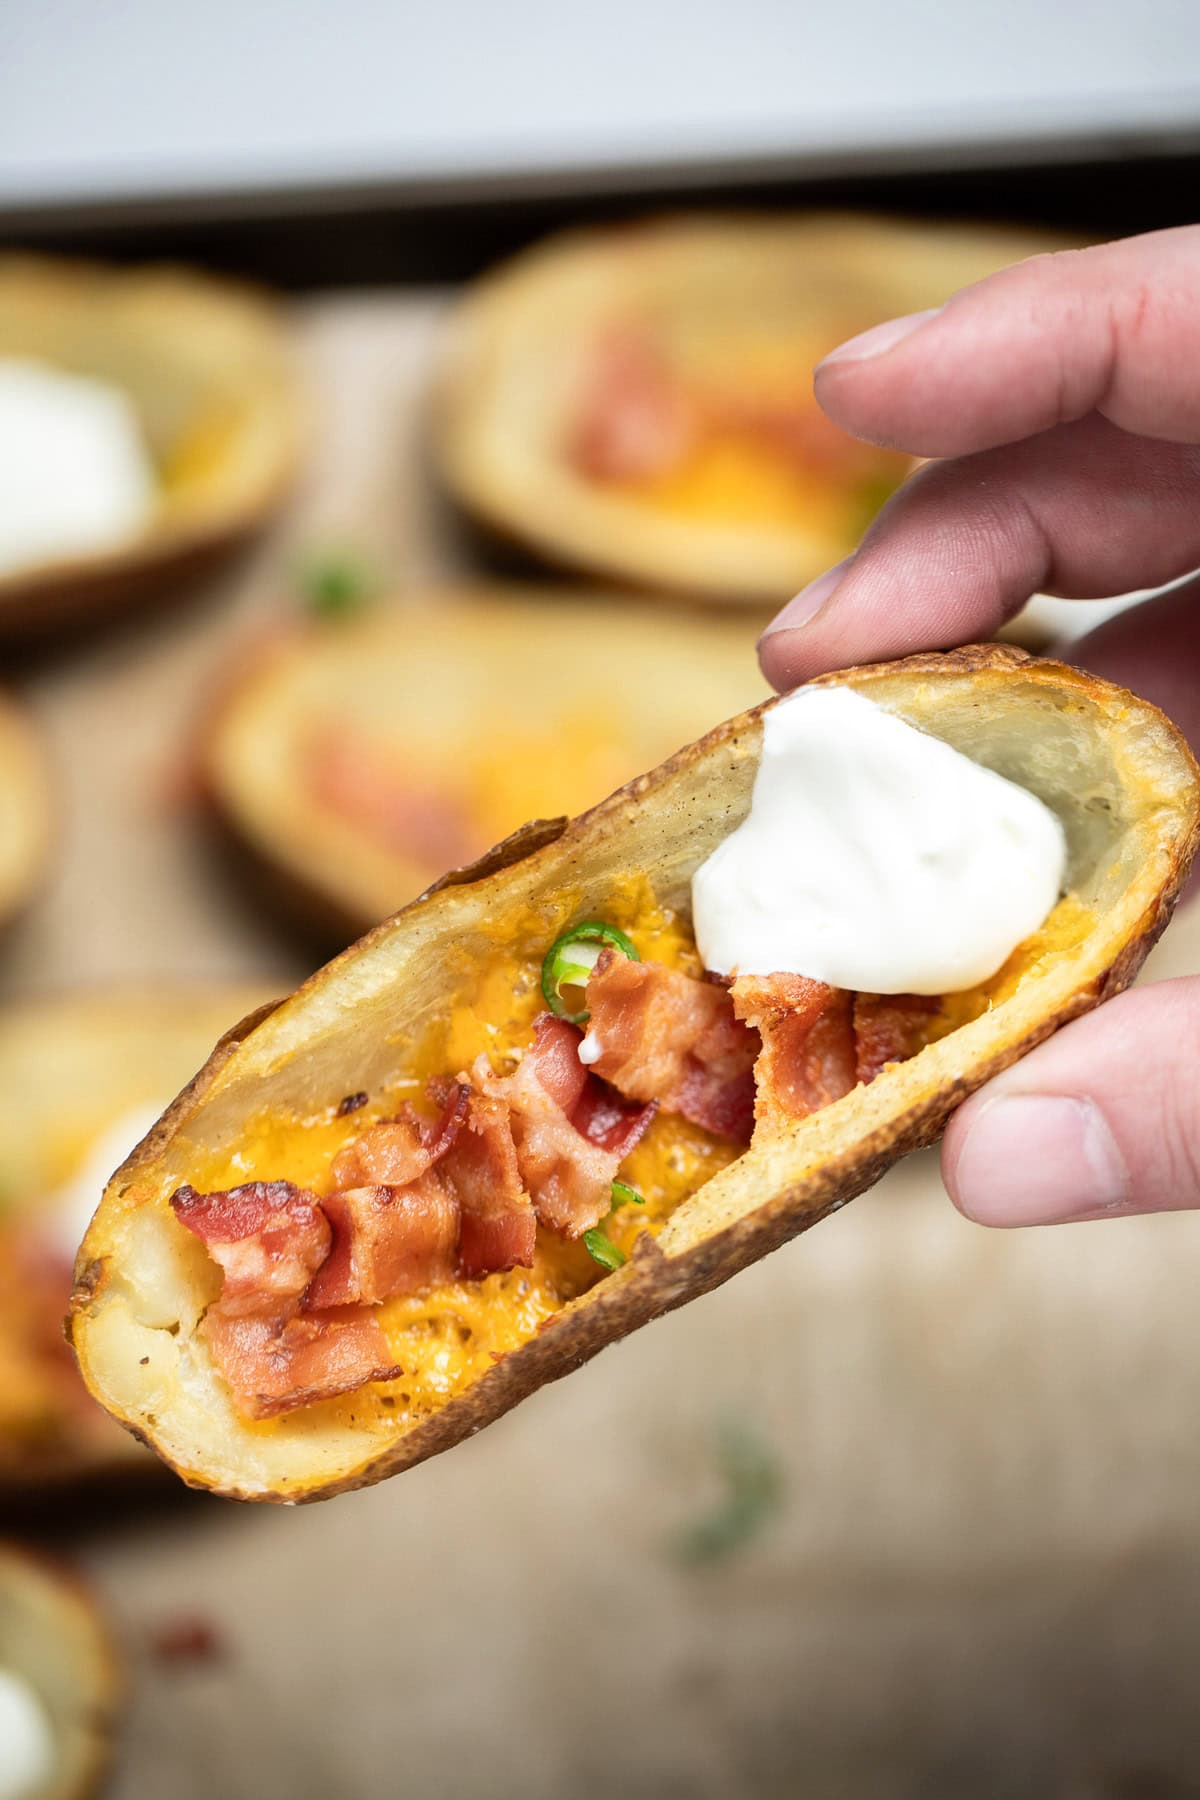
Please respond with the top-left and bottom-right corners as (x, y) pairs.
(942, 979), (1200, 1225)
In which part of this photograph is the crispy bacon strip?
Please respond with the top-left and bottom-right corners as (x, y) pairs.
(171, 1180), (399, 1418)
(481, 1049), (616, 1240)
(202, 1308), (400, 1421)
(171, 1181), (331, 1316)
(853, 994), (940, 1085)
(468, 1016), (651, 1239)
(731, 975), (857, 1125)
(584, 951), (758, 1143)
(438, 1089), (536, 1278)
(306, 1177), (460, 1309)
(330, 1087), (468, 1189)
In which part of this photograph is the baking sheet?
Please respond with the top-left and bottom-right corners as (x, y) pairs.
(6, 290), (1200, 1800)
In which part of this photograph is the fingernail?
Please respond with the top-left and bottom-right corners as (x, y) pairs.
(760, 555), (855, 641)
(947, 1094), (1131, 1227)
(818, 308), (940, 370)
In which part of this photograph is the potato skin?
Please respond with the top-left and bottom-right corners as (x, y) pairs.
(0, 1542), (122, 1799)
(433, 215), (1083, 605)
(0, 254), (304, 640)
(70, 647), (1200, 1502)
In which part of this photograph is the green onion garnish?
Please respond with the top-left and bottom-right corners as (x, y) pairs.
(583, 1229), (627, 1271)
(540, 920), (640, 1023)
(297, 547), (378, 618)
(610, 1180), (644, 1209)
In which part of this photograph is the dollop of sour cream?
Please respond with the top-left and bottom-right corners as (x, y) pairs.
(0, 356), (156, 578)
(692, 686), (1066, 995)
(0, 1668), (56, 1800)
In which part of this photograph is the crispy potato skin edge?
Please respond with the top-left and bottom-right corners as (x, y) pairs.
(69, 646), (1200, 1501)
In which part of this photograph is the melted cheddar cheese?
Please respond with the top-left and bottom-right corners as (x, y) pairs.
(624, 438), (907, 537)
(174, 886), (1091, 1437)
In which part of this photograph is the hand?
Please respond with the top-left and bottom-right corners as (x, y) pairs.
(758, 226), (1200, 1229)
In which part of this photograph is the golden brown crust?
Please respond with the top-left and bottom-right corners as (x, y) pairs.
(0, 255), (305, 638)
(0, 1541), (122, 1800)
(432, 214), (1083, 606)
(71, 648), (1200, 1501)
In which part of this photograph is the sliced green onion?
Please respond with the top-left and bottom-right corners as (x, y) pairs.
(610, 1180), (644, 1210)
(297, 547), (378, 618)
(583, 1229), (627, 1271)
(540, 920), (640, 1023)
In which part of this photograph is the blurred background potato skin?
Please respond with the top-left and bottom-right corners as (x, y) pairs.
(0, 257), (305, 640)
(0, 987), (277, 1499)
(199, 588), (768, 938)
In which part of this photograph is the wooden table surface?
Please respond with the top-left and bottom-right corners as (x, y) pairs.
(8, 291), (1200, 1800)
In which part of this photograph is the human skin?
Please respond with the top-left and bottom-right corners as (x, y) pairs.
(757, 227), (1200, 1228)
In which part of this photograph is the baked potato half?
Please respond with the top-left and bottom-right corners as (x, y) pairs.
(0, 696), (52, 932)
(0, 1542), (120, 1800)
(433, 213), (1077, 606)
(0, 256), (303, 636)
(71, 648), (1199, 1503)
(0, 987), (273, 1494)
(202, 588), (766, 936)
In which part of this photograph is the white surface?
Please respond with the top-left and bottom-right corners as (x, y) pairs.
(692, 687), (1065, 993)
(1, 0), (1200, 212)
(0, 358), (155, 576)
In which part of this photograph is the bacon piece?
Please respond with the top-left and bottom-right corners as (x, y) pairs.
(584, 951), (758, 1143)
(482, 1049), (617, 1239)
(330, 1087), (467, 1189)
(853, 994), (939, 1085)
(571, 1079), (657, 1158)
(526, 1013), (657, 1155)
(731, 975), (857, 1125)
(202, 1307), (400, 1420)
(438, 1090), (536, 1278)
(172, 1179), (401, 1419)
(305, 1177), (460, 1309)
(171, 1182), (330, 1316)
(570, 326), (697, 482)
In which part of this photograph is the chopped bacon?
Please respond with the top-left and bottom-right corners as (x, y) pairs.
(853, 994), (939, 1085)
(731, 975), (856, 1125)
(481, 1047), (617, 1239)
(202, 1307), (399, 1420)
(306, 1177), (460, 1309)
(438, 1089), (536, 1278)
(330, 1087), (467, 1189)
(570, 326), (697, 482)
(584, 951), (758, 1143)
(523, 1014), (588, 1113)
(526, 1013), (658, 1155)
(571, 1079), (657, 1158)
(171, 1182), (330, 1316)
(172, 1179), (401, 1418)
(463, 1014), (656, 1238)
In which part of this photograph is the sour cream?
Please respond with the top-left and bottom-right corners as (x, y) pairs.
(0, 357), (156, 577)
(44, 1104), (162, 1265)
(692, 687), (1066, 995)
(0, 1668), (55, 1800)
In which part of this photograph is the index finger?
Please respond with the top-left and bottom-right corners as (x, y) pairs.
(813, 225), (1200, 458)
